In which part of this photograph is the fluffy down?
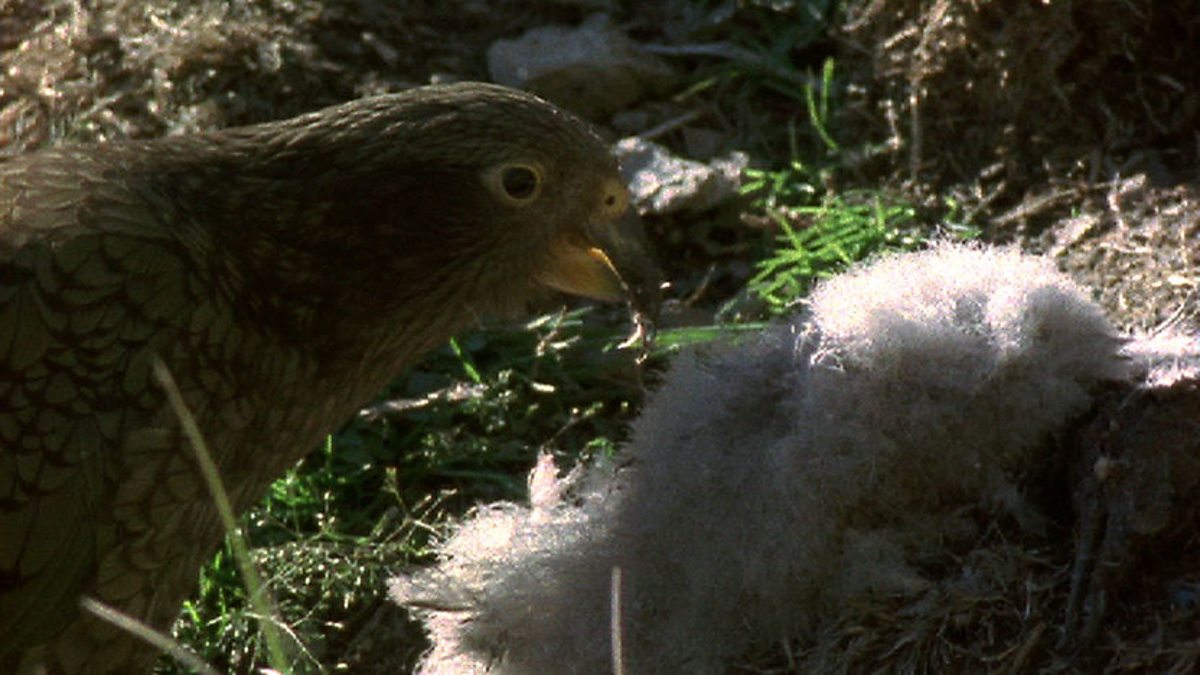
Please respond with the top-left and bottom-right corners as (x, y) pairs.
(392, 243), (1135, 673)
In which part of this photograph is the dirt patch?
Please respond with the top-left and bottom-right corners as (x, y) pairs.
(829, 0), (1200, 325)
(1049, 179), (1200, 330)
(839, 0), (1200, 202)
(0, 0), (584, 151)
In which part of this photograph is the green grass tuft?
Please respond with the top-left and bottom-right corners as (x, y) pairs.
(749, 194), (921, 313)
(163, 309), (649, 673)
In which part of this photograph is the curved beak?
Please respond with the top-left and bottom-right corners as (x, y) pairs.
(537, 208), (662, 323)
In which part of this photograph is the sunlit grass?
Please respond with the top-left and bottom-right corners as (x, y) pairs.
(163, 308), (651, 673)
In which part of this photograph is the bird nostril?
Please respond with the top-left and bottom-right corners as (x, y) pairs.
(601, 183), (630, 215)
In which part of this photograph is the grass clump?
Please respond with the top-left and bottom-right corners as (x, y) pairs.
(734, 57), (950, 314)
(748, 194), (921, 313)
(162, 309), (646, 673)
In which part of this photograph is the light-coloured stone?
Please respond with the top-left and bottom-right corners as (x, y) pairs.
(487, 14), (676, 119)
(615, 136), (748, 215)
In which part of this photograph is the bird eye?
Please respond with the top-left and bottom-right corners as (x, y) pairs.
(503, 166), (538, 199)
(484, 162), (543, 205)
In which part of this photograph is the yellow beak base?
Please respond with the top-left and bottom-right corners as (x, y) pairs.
(537, 234), (624, 302)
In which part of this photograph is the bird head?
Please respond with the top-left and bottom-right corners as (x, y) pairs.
(192, 82), (660, 345)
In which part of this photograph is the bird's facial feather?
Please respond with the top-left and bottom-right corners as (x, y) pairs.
(531, 175), (630, 302)
(150, 83), (657, 341)
(318, 85), (653, 317)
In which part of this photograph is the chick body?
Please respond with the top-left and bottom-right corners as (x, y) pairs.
(396, 243), (1130, 673)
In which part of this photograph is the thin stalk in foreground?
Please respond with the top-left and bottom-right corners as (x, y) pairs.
(81, 597), (220, 675)
(152, 357), (290, 672)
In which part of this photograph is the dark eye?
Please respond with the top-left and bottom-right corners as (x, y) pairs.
(502, 166), (539, 200)
(484, 162), (544, 205)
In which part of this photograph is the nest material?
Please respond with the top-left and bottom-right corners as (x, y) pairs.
(0, 0), (560, 154)
(839, 0), (1200, 207)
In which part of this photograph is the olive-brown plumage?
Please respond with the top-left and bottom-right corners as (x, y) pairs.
(0, 82), (658, 673)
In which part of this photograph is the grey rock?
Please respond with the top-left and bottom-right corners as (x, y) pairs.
(615, 136), (748, 215)
(487, 14), (676, 119)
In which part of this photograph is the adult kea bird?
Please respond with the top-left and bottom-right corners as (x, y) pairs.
(0, 82), (660, 673)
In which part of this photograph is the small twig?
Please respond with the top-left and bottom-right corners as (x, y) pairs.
(1148, 288), (1197, 336)
(637, 109), (705, 142)
(81, 597), (220, 675)
(909, 0), (954, 185)
(358, 382), (488, 420)
(642, 41), (756, 61)
(990, 188), (1080, 227)
(999, 621), (1045, 675)
(611, 566), (626, 675)
(682, 265), (717, 308)
(151, 357), (290, 672)
(643, 41), (817, 91)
